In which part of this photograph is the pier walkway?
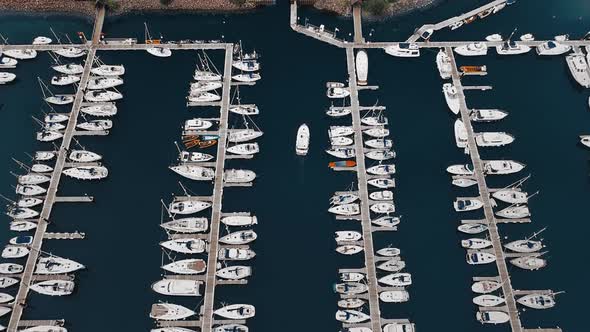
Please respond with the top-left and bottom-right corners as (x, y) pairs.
(345, 47), (381, 332)
(6, 10), (105, 332)
(199, 44), (234, 332)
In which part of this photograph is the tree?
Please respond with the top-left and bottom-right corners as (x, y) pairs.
(362, 0), (388, 16)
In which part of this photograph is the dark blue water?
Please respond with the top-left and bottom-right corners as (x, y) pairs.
(0, 1), (588, 331)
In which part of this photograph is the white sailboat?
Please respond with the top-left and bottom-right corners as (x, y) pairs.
(504, 239), (542, 253)
(371, 216), (400, 228)
(2, 246), (29, 259)
(145, 23), (172, 58)
(50, 75), (79, 86)
(335, 310), (370, 323)
(377, 247), (401, 257)
(179, 151), (214, 163)
(161, 217), (208, 233)
(191, 81), (222, 92)
(36, 131), (63, 142)
(496, 205), (530, 219)
(33, 36), (52, 45)
(150, 303), (195, 320)
(329, 126), (354, 137)
(0, 72), (16, 84)
(18, 174), (50, 185)
(378, 273), (412, 287)
(0, 277), (19, 288)
(473, 294), (505, 307)
(63, 166), (108, 180)
(44, 113), (69, 123)
(0, 263), (23, 274)
(0, 57), (17, 68)
(84, 90), (122, 102)
(472, 280), (502, 294)
(580, 135), (590, 148)
(16, 184), (46, 196)
(517, 293), (555, 309)
(30, 280), (75, 296)
(296, 124), (310, 156)
(326, 147), (355, 159)
(160, 238), (206, 254)
(370, 202), (395, 214)
(219, 230), (257, 245)
(369, 190), (393, 201)
(232, 73), (261, 82)
(356, 50), (368, 85)
(334, 282), (367, 294)
(169, 200), (211, 214)
(328, 203), (360, 216)
(454, 42), (488, 56)
(336, 245), (364, 255)
(377, 259), (406, 273)
(233, 59), (260, 72)
(16, 197), (44, 207)
(476, 311), (510, 324)
(227, 143), (259, 155)
(492, 189), (528, 204)
(229, 104), (259, 115)
(188, 92), (220, 103)
(3, 49), (37, 60)
(338, 298), (365, 309)
(214, 304), (255, 319)
(458, 223), (488, 234)
(367, 178), (395, 189)
(216, 266), (252, 280)
(484, 160), (525, 175)
(365, 150), (395, 161)
(461, 238), (492, 249)
(194, 70), (221, 81)
(35, 257), (84, 274)
(510, 256), (546, 270)
(81, 103), (117, 117)
(91, 64), (125, 76)
(161, 258), (206, 275)
(86, 76), (124, 90)
(365, 138), (392, 149)
(169, 165), (214, 181)
(367, 164), (396, 175)
(54, 47), (86, 58)
(363, 127), (389, 138)
(7, 207), (39, 219)
(45, 95), (74, 105)
(10, 220), (37, 232)
(69, 150), (102, 162)
(53, 63), (83, 75)
(228, 129), (263, 143)
(77, 119), (113, 131)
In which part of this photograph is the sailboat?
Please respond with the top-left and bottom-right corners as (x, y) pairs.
(473, 294), (505, 307)
(150, 303), (195, 320)
(335, 310), (370, 323)
(232, 73), (261, 82)
(160, 238), (206, 254)
(471, 280), (502, 294)
(219, 230), (257, 245)
(54, 46), (86, 58)
(161, 258), (206, 275)
(216, 266), (252, 280)
(50, 75), (79, 86)
(63, 166), (108, 180)
(30, 280), (75, 296)
(86, 76), (124, 90)
(69, 150), (102, 162)
(229, 104), (259, 116)
(466, 252), (496, 265)
(2, 246), (29, 259)
(77, 119), (113, 131)
(84, 90), (122, 102)
(145, 23), (172, 57)
(53, 63), (83, 75)
(168, 199), (211, 214)
(161, 217), (208, 233)
(214, 304), (255, 319)
(169, 165), (214, 181)
(191, 81), (222, 92)
(35, 257), (84, 274)
(81, 103), (117, 117)
(3, 49), (37, 60)
(228, 128), (263, 143)
(0, 57), (17, 69)
(227, 143), (259, 155)
(517, 293), (556, 309)
(566, 53), (590, 88)
(91, 64), (125, 77)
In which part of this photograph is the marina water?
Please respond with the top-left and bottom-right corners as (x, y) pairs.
(0, 0), (588, 331)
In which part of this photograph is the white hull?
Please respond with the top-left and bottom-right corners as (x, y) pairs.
(152, 279), (201, 296)
(216, 266), (252, 280)
(218, 248), (256, 260)
(384, 43), (420, 57)
(296, 124), (310, 156)
(81, 103), (117, 117)
(458, 223), (487, 234)
(30, 280), (74, 296)
(355, 50), (368, 85)
(335, 310), (370, 323)
(443, 83), (460, 114)
(51, 75), (79, 86)
(471, 280), (502, 294)
(91, 65), (125, 77)
(227, 143), (259, 155)
(214, 304), (255, 320)
(69, 150), (102, 162)
(84, 90), (123, 102)
(35, 257), (84, 274)
(160, 238), (206, 254)
(228, 129), (263, 143)
(379, 290), (409, 303)
(219, 230), (257, 245)
(53, 64), (84, 75)
(454, 43), (488, 56)
(466, 252), (496, 265)
(224, 169), (256, 183)
(2, 246), (29, 259)
(161, 259), (206, 275)
(87, 76), (124, 90)
(150, 303), (195, 320)
(63, 166), (108, 180)
(161, 217), (208, 233)
(147, 48), (172, 57)
(378, 273), (412, 287)
(566, 54), (590, 88)
(169, 165), (214, 181)
(221, 215), (257, 227)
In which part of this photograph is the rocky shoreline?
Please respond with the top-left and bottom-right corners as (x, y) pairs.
(0, 0), (272, 18)
(310, 0), (440, 18)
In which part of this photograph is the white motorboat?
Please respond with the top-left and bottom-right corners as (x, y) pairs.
(152, 279), (201, 296)
(334, 282), (367, 295)
(340, 272), (364, 282)
(449, 20), (464, 30)
(377, 259), (406, 273)
(228, 129), (263, 143)
(356, 50), (368, 85)
(330, 192), (359, 205)
(334, 231), (362, 243)
(220, 230), (257, 245)
(458, 223), (488, 234)
(53, 63), (84, 75)
(0, 293), (14, 304)
(0, 263), (23, 274)
(35, 257), (84, 274)
(466, 252), (496, 265)
(367, 178), (395, 189)
(147, 47), (172, 57)
(169, 165), (214, 181)
(371, 216), (400, 228)
(566, 54), (590, 88)
(16, 184), (46, 196)
(328, 203), (360, 216)
(471, 109), (508, 122)
(580, 135), (590, 148)
(473, 294), (505, 307)
(46, 95), (74, 105)
(492, 189), (527, 204)
(476, 311), (510, 324)
(446, 164), (474, 176)
(378, 273), (412, 287)
(227, 143), (259, 155)
(329, 126), (354, 138)
(169, 200), (211, 214)
(338, 298), (365, 309)
(161, 217), (208, 233)
(383, 323), (415, 332)
(326, 148), (355, 159)
(369, 190), (393, 201)
(84, 90), (122, 102)
(9, 235), (33, 246)
(218, 248), (256, 261)
(327, 86), (350, 99)
(517, 294), (555, 309)
(194, 70), (221, 81)
(21, 327), (67, 332)
(232, 73), (261, 82)
(16, 197), (44, 207)
(0, 72), (16, 84)
(50, 75), (79, 86)
(331, 136), (354, 146)
(7, 207), (39, 219)
(504, 239), (542, 253)
(191, 81), (222, 92)
(0, 57), (17, 68)
(212, 325), (248, 332)
(510, 256), (546, 270)
(380, 290), (410, 303)
(484, 160), (525, 175)
(365, 138), (392, 149)
(91, 65), (125, 76)
(229, 104), (259, 116)
(81, 103), (117, 117)
(296, 124), (310, 156)
(36, 131), (63, 142)
(365, 150), (395, 161)
(30, 280), (74, 296)
(63, 166), (108, 180)
(150, 303), (195, 320)
(377, 247), (400, 257)
(162, 258), (206, 275)
(33, 36), (52, 45)
(335, 310), (370, 323)
(18, 173), (50, 185)
(0, 306), (11, 318)
(326, 107), (351, 117)
(363, 127), (389, 138)
(233, 59), (260, 72)
(496, 205), (530, 219)
(461, 238), (492, 249)
(3, 49), (37, 60)
(86, 76), (124, 90)
(536, 40), (571, 56)
(77, 119), (113, 131)
(336, 245), (364, 255)
(370, 202), (395, 214)
(188, 92), (220, 103)
(443, 83), (460, 114)
(454, 42), (488, 56)
(452, 177), (477, 187)
(54, 47), (86, 58)
(184, 118), (213, 131)
(472, 280), (502, 294)
(384, 43), (420, 57)
(214, 304), (255, 320)
(224, 169), (256, 183)
(367, 164), (396, 175)
(454, 198), (483, 212)
(2, 246), (29, 259)
(69, 150), (102, 162)
(495, 40), (531, 55)
(10, 221), (37, 232)
(0, 277), (19, 288)
(436, 49), (452, 79)
(160, 238), (206, 254)
(476, 132), (514, 147)
(216, 266), (252, 280)
(221, 215), (257, 227)
(179, 151), (214, 162)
